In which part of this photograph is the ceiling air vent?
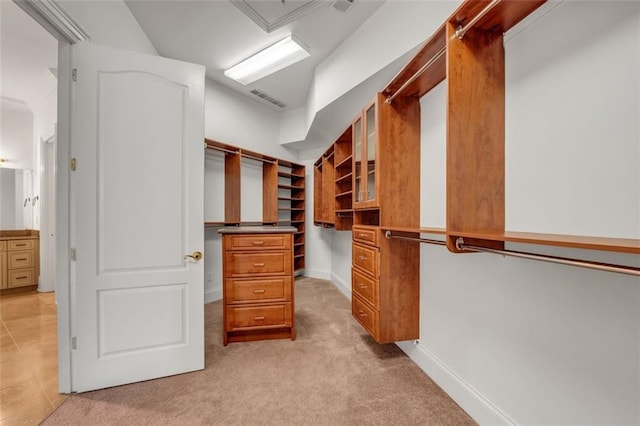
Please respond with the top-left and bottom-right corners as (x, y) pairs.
(250, 89), (287, 108)
(332, 0), (354, 13)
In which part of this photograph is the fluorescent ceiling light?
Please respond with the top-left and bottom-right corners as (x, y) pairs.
(224, 34), (310, 85)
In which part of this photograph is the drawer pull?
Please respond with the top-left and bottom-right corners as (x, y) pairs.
(253, 289), (265, 294)
(16, 258), (28, 261)
(15, 244), (27, 247)
(358, 233), (368, 238)
(16, 276), (28, 280)
(253, 263), (265, 267)
(252, 241), (265, 245)
(358, 284), (368, 289)
(358, 310), (367, 318)
(254, 316), (265, 321)
(358, 256), (367, 261)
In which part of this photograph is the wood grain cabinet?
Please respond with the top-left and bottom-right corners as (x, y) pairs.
(351, 225), (419, 343)
(0, 237), (39, 290)
(220, 229), (295, 345)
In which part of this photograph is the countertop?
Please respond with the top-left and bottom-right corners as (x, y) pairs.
(217, 226), (297, 234)
(0, 230), (40, 241)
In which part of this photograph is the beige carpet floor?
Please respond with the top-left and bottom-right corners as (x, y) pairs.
(43, 277), (475, 425)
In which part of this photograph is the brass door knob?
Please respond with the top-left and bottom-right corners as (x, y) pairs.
(184, 251), (203, 261)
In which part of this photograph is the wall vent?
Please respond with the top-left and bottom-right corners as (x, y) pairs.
(250, 89), (287, 108)
(332, 0), (354, 13)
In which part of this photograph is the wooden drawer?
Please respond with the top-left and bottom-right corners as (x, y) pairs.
(352, 267), (378, 309)
(352, 226), (378, 246)
(226, 303), (292, 331)
(225, 234), (291, 251)
(0, 252), (6, 289)
(8, 251), (34, 269)
(225, 251), (292, 277)
(352, 242), (378, 277)
(8, 240), (34, 251)
(225, 277), (292, 304)
(0, 241), (6, 251)
(8, 268), (35, 288)
(352, 294), (378, 338)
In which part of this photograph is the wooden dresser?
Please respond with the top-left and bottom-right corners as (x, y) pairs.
(0, 231), (40, 292)
(218, 226), (296, 345)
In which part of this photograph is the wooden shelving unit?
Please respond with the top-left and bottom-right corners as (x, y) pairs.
(313, 144), (335, 228)
(205, 139), (307, 272)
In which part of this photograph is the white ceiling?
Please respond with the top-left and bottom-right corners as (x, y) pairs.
(125, 0), (384, 111)
(0, 1), (58, 109)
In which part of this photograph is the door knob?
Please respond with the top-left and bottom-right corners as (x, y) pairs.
(184, 251), (203, 261)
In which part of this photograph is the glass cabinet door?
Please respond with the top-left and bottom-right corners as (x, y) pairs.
(364, 103), (376, 202)
(353, 116), (362, 203)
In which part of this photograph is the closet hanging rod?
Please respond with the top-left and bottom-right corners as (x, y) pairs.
(385, 46), (446, 104)
(455, 237), (640, 277)
(455, 0), (502, 39)
(384, 230), (447, 246)
(205, 145), (276, 164)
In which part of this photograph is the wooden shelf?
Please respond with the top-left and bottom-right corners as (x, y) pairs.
(278, 184), (304, 190)
(278, 197), (304, 201)
(448, 231), (640, 255)
(335, 190), (353, 198)
(335, 172), (352, 184)
(278, 171), (304, 179)
(335, 155), (353, 169)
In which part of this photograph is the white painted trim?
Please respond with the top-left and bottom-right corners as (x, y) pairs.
(396, 341), (516, 426)
(0, 96), (30, 112)
(55, 42), (71, 394)
(204, 287), (222, 304)
(13, 0), (89, 43)
(330, 272), (351, 299)
(229, 0), (323, 33)
(304, 269), (331, 281)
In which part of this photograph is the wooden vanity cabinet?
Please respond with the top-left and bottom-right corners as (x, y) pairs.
(220, 229), (295, 345)
(0, 236), (39, 290)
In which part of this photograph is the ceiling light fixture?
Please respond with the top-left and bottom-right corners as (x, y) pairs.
(224, 34), (310, 85)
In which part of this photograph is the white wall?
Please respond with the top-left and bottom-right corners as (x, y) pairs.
(0, 106), (34, 170)
(57, 1), (157, 56)
(392, 2), (640, 424)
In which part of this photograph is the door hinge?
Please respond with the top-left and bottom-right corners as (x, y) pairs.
(72, 68), (77, 82)
(71, 337), (77, 350)
(70, 247), (76, 261)
(70, 158), (77, 171)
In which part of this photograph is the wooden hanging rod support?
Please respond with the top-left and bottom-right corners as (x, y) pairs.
(384, 230), (447, 246)
(386, 46), (446, 104)
(455, 237), (640, 277)
(205, 144), (276, 164)
(454, 0), (502, 39)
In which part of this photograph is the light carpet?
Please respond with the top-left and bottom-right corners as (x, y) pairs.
(43, 277), (475, 425)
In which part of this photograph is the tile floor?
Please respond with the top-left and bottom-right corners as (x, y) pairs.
(0, 290), (67, 425)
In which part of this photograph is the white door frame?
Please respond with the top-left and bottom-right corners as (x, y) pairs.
(13, 0), (90, 393)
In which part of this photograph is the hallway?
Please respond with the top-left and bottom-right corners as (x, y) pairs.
(0, 291), (67, 424)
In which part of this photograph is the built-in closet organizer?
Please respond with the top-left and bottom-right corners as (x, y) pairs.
(219, 226), (296, 345)
(205, 140), (306, 272)
(350, 94), (421, 343)
(0, 230), (40, 291)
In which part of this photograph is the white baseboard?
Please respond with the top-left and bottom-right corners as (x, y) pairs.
(396, 341), (515, 426)
(330, 272), (351, 299)
(204, 287), (222, 304)
(303, 269), (331, 281)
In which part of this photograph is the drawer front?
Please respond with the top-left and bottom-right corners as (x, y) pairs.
(352, 243), (378, 277)
(225, 234), (291, 251)
(8, 240), (35, 251)
(8, 251), (34, 269)
(0, 241), (6, 251)
(225, 277), (292, 304)
(0, 252), (6, 289)
(352, 226), (378, 246)
(225, 251), (292, 277)
(8, 268), (35, 288)
(226, 303), (292, 330)
(352, 294), (378, 338)
(352, 268), (378, 309)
